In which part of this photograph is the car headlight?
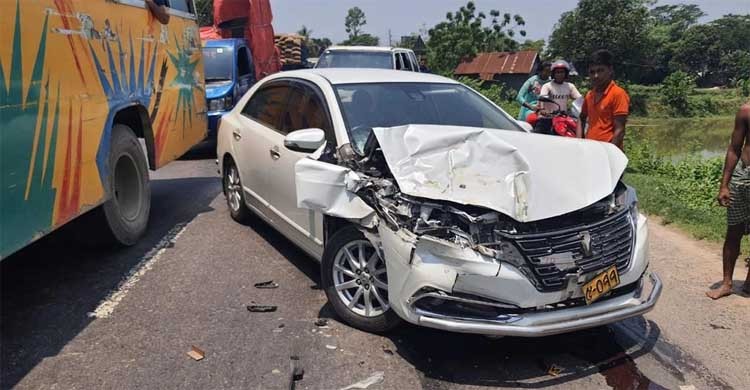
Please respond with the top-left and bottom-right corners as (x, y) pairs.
(209, 95), (233, 112)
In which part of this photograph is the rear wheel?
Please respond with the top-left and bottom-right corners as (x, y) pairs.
(223, 159), (252, 223)
(322, 226), (401, 333)
(96, 124), (151, 245)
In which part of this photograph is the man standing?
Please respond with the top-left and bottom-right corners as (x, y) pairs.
(577, 50), (629, 150)
(706, 103), (750, 299)
(516, 61), (551, 122)
(146, 0), (170, 24)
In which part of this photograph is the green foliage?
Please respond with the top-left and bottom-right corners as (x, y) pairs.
(738, 79), (750, 98)
(345, 7), (366, 38)
(340, 33), (379, 47)
(519, 39), (545, 53)
(309, 37), (332, 57)
(426, 1), (526, 74)
(547, 0), (652, 83)
(456, 77), (519, 114)
(624, 137), (729, 242)
(660, 71), (694, 116)
(670, 15), (750, 86)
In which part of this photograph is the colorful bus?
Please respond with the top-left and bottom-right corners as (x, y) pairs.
(1, 0), (207, 259)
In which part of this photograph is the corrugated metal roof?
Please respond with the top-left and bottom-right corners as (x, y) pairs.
(454, 51), (538, 80)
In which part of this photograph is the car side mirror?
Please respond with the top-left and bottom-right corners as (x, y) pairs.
(516, 120), (533, 132)
(284, 128), (326, 153)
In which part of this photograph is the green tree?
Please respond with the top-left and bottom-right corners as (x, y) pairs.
(644, 4), (705, 83)
(660, 71), (694, 116)
(426, 1), (526, 74)
(670, 15), (750, 85)
(310, 37), (332, 56)
(345, 7), (367, 38)
(520, 39), (545, 53)
(340, 33), (379, 47)
(297, 25), (313, 41)
(548, 0), (652, 82)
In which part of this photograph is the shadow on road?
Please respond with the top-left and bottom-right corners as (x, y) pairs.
(384, 318), (665, 389)
(0, 176), (220, 390)
(180, 139), (217, 161)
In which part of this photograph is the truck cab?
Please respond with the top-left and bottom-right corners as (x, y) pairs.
(203, 39), (256, 138)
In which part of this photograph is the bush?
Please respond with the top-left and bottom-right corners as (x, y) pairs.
(457, 77), (520, 114)
(738, 78), (750, 97)
(660, 71), (695, 116)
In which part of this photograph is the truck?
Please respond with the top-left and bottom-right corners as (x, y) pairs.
(1, 0), (207, 259)
(202, 39), (256, 137)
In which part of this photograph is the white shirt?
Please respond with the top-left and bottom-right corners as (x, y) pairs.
(539, 81), (582, 114)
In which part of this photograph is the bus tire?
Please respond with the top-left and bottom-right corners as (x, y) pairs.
(100, 124), (151, 246)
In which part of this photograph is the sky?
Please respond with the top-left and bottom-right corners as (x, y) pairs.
(271, 0), (749, 45)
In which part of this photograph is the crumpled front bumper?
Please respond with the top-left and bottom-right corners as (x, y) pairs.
(374, 213), (660, 337)
(414, 272), (661, 337)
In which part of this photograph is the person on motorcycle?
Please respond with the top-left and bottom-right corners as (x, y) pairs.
(516, 61), (551, 122)
(535, 60), (582, 134)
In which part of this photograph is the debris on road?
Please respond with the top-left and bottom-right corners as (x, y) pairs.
(247, 305), (278, 312)
(254, 280), (279, 289)
(272, 369), (281, 375)
(325, 344), (337, 350)
(339, 371), (385, 390)
(273, 324), (286, 333)
(187, 346), (205, 361)
(547, 363), (563, 377)
(383, 347), (394, 356)
(314, 318), (328, 327)
(289, 355), (304, 390)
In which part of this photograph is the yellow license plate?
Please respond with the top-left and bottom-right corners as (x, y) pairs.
(583, 265), (620, 304)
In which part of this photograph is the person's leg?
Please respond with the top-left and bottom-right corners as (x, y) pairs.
(706, 223), (745, 299)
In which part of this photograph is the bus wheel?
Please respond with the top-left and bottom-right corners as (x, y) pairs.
(100, 124), (151, 246)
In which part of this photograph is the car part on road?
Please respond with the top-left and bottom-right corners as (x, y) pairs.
(321, 226), (402, 333)
(223, 160), (252, 223)
(339, 371), (385, 390)
(247, 305), (278, 312)
(187, 345), (205, 361)
(288, 355), (304, 390)
(314, 318), (328, 327)
(254, 280), (279, 289)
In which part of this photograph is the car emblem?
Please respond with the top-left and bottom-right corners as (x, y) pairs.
(580, 231), (593, 257)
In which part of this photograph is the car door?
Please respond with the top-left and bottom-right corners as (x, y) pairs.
(234, 81), (290, 219)
(235, 45), (255, 98)
(261, 80), (336, 257)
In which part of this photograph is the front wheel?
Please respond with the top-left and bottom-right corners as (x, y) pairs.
(321, 226), (401, 333)
(223, 159), (252, 223)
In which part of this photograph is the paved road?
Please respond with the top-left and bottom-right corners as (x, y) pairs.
(0, 148), (738, 389)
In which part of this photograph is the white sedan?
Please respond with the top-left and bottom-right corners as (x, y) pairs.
(216, 69), (661, 336)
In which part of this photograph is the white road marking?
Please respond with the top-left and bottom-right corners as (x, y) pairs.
(88, 222), (188, 319)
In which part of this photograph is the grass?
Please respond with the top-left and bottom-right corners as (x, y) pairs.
(623, 137), (750, 251)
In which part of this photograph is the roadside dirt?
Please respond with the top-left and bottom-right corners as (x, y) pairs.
(645, 217), (749, 389)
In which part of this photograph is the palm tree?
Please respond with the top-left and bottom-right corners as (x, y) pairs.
(297, 25), (312, 41)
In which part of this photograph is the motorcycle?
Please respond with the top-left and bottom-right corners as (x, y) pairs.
(530, 96), (582, 138)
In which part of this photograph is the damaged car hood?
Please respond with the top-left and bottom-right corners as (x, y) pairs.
(372, 124), (628, 222)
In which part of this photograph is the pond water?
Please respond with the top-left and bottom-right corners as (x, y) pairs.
(627, 116), (734, 160)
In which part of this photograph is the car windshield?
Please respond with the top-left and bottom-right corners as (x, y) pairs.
(335, 82), (521, 153)
(202, 47), (233, 82)
(317, 51), (393, 69)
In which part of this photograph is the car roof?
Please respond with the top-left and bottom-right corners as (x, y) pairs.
(324, 46), (412, 53)
(273, 69), (459, 85)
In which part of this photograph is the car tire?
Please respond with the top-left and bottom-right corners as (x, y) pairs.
(321, 226), (401, 333)
(223, 158), (252, 223)
(98, 123), (151, 246)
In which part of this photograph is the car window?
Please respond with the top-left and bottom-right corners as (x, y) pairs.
(167, 0), (193, 13)
(408, 52), (419, 72)
(399, 53), (413, 71)
(242, 85), (289, 129)
(280, 84), (335, 141)
(237, 47), (252, 77)
(394, 53), (403, 70)
(316, 51), (393, 69)
(335, 82), (521, 154)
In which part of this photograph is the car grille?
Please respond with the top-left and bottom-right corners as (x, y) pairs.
(508, 210), (635, 292)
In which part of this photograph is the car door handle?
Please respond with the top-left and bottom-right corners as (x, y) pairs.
(233, 130), (241, 140)
(269, 148), (280, 160)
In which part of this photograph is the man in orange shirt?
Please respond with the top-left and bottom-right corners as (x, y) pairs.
(576, 50), (630, 150)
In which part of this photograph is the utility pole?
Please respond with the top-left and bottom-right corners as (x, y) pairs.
(388, 29), (392, 46)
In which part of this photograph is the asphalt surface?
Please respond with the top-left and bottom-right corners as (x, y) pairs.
(0, 144), (740, 389)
